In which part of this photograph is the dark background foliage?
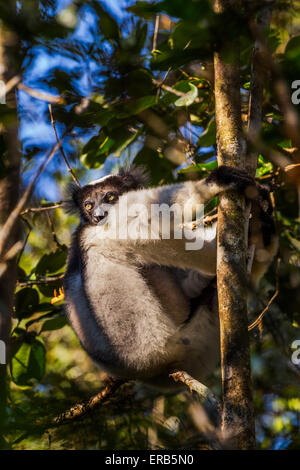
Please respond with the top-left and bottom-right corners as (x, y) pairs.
(0, 0), (299, 449)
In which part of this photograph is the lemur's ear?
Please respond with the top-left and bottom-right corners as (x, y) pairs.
(64, 183), (82, 213)
(118, 165), (150, 190)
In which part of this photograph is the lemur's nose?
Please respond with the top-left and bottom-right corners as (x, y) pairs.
(93, 212), (108, 224)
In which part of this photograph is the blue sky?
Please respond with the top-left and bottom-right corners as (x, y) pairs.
(19, 0), (135, 201)
(19, 0), (208, 201)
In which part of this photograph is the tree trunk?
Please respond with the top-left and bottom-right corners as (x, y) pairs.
(0, 13), (21, 438)
(213, 0), (255, 449)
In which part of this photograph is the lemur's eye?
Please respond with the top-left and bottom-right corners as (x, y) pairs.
(106, 193), (117, 202)
(85, 202), (93, 211)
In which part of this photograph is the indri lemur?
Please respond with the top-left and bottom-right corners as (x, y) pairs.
(64, 165), (278, 390)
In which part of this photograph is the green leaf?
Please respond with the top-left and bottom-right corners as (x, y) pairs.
(285, 35), (300, 61)
(34, 249), (67, 276)
(118, 95), (157, 118)
(158, 0), (212, 22)
(256, 158), (273, 177)
(14, 288), (39, 319)
(41, 315), (68, 332)
(127, 1), (161, 19)
(129, 0), (212, 21)
(133, 146), (176, 184)
(81, 151), (107, 170)
(94, 4), (120, 41)
(174, 83), (198, 107)
(286, 232), (300, 252)
(93, 108), (115, 127)
(127, 69), (154, 98)
(10, 336), (46, 387)
(178, 160), (218, 174)
(37, 281), (63, 299)
(197, 120), (216, 147)
(81, 133), (113, 169)
(159, 79), (200, 106)
(81, 127), (141, 168)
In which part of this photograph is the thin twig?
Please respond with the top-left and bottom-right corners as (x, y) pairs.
(26, 309), (64, 329)
(53, 377), (127, 425)
(152, 79), (185, 97)
(48, 104), (81, 186)
(160, 68), (171, 86)
(16, 227), (31, 265)
(46, 211), (67, 252)
(0, 130), (69, 258)
(17, 273), (64, 287)
(152, 15), (160, 51)
(152, 78), (200, 103)
(4, 74), (21, 95)
(248, 258), (280, 331)
(18, 83), (65, 105)
(21, 202), (64, 215)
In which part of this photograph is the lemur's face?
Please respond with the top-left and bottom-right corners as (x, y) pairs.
(71, 172), (144, 225)
(81, 186), (120, 225)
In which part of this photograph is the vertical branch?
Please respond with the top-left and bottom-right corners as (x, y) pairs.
(0, 7), (21, 436)
(213, 0), (255, 449)
(245, 5), (272, 269)
(152, 15), (160, 51)
(246, 5), (272, 177)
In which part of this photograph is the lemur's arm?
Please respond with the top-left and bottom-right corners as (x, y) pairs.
(81, 166), (261, 276)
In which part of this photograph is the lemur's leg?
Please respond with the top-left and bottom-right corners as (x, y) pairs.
(249, 183), (278, 287)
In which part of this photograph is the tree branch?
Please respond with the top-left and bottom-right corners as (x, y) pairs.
(21, 202), (64, 215)
(170, 371), (222, 417)
(48, 104), (81, 187)
(53, 377), (127, 426)
(0, 130), (68, 260)
(248, 257), (280, 331)
(152, 15), (160, 51)
(18, 83), (65, 105)
(16, 274), (64, 287)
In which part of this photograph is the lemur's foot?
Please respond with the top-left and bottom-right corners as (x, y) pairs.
(207, 165), (258, 197)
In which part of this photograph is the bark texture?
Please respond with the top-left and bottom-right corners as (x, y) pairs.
(0, 13), (21, 431)
(213, 0), (255, 450)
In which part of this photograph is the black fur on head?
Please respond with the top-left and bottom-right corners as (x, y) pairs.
(65, 164), (150, 224)
(118, 164), (150, 189)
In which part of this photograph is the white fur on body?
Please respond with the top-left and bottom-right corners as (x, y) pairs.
(64, 173), (276, 390)
(65, 255), (220, 389)
(64, 178), (222, 389)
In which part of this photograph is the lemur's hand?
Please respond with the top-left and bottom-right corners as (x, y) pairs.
(206, 165), (258, 197)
